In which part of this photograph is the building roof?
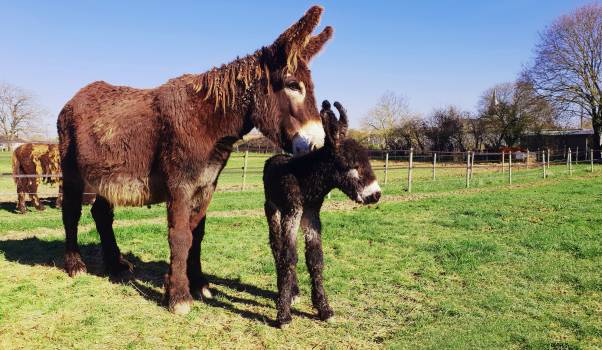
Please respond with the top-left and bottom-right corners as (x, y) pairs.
(525, 129), (593, 136)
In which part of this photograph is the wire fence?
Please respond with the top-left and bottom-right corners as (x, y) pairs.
(0, 147), (600, 202)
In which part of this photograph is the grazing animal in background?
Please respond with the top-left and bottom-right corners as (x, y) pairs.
(263, 101), (382, 327)
(12, 143), (95, 213)
(57, 6), (333, 314)
(12, 143), (61, 213)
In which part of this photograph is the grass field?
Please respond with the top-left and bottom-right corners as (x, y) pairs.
(0, 151), (601, 349)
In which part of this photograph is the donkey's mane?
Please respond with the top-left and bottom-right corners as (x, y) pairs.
(192, 40), (310, 113)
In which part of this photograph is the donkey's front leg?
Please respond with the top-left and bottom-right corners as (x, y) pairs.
(166, 194), (194, 315)
(301, 209), (334, 321)
(276, 208), (302, 327)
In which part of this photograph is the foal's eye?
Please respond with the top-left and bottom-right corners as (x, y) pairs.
(286, 81), (302, 91)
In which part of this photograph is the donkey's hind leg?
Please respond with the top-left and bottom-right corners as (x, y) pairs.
(301, 209), (333, 321)
(62, 176), (86, 277)
(265, 202), (301, 305)
(274, 208), (302, 327)
(91, 196), (133, 275)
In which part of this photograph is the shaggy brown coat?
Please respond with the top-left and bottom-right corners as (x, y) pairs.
(57, 6), (333, 314)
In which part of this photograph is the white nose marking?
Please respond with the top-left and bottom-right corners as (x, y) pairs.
(347, 169), (359, 179)
(361, 181), (381, 198)
(297, 121), (325, 149)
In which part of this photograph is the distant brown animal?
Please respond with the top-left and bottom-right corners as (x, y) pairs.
(12, 143), (61, 213)
(263, 101), (381, 327)
(12, 143), (95, 213)
(57, 6), (333, 314)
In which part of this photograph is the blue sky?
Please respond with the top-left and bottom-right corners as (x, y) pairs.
(0, 1), (593, 135)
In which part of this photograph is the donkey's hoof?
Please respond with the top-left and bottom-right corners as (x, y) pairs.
(171, 301), (192, 315)
(291, 294), (301, 305)
(65, 252), (87, 277)
(108, 256), (134, 275)
(191, 284), (213, 300)
(35, 205), (45, 211)
(201, 285), (213, 299)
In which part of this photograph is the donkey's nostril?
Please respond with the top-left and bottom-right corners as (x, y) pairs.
(373, 191), (381, 202)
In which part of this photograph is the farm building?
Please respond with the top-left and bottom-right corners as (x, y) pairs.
(0, 137), (27, 151)
(520, 129), (595, 152)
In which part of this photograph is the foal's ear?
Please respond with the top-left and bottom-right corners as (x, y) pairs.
(302, 26), (333, 62)
(272, 6), (323, 71)
(320, 100), (339, 148)
(333, 101), (348, 139)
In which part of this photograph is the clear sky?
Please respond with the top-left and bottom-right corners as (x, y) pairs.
(0, 0), (594, 136)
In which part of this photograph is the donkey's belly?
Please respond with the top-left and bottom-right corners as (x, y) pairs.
(87, 173), (167, 206)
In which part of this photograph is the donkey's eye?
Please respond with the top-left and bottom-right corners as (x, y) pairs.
(286, 81), (302, 91)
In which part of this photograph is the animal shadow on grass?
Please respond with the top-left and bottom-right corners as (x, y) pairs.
(0, 236), (315, 326)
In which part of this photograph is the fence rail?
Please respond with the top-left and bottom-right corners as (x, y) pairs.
(0, 148), (599, 201)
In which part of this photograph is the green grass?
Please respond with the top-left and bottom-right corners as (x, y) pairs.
(0, 165), (601, 348)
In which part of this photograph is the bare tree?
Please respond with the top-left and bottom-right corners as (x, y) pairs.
(479, 82), (556, 148)
(0, 83), (42, 150)
(362, 91), (414, 149)
(524, 3), (602, 155)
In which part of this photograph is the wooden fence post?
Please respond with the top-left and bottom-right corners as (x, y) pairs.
(470, 151), (474, 181)
(502, 151), (505, 173)
(241, 150), (249, 191)
(542, 150), (547, 178)
(566, 148), (570, 169)
(466, 151), (471, 188)
(568, 148), (572, 175)
(547, 148), (551, 170)
(508, 151), (513, 184)
(591, 149), (594, 172)
(576, 146), (579, 163)
(432, 153), (437, 181)
(407, 148), (413, 193)
(384, 152), (389, 185)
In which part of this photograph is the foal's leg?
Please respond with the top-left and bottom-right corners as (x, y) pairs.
(63, 176), (86, 276)
(166, 193), (194, 315)
(301, 209), (333, 321)
(91, 196), (133, 274)
(275, 208), (302, 327)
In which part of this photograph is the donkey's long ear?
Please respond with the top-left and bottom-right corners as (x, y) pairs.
(320, 100), (338, 148)
(272, 6), (323, 71)
(333, 101), (348, 139)
(302, 26), (333, 62)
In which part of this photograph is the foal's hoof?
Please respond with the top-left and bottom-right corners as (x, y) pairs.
(171, 301), (192, 315)
(277, 314), (292, 329)
(319, 308), (335, 322)
(65, 252), (87, 277)
(35, 205), (45, 211)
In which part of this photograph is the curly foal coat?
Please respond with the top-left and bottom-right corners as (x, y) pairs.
(263, 101), (381, 326)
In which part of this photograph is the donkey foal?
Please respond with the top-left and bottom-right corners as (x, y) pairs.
(263, 100), (381, 327)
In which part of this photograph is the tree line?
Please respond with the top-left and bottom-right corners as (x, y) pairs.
(359, 3), (601, 155)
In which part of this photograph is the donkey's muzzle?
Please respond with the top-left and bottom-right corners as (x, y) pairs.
(363, 191), (381, 204)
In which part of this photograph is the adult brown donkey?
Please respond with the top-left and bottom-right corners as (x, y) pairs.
(57, 6), (333, 314)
